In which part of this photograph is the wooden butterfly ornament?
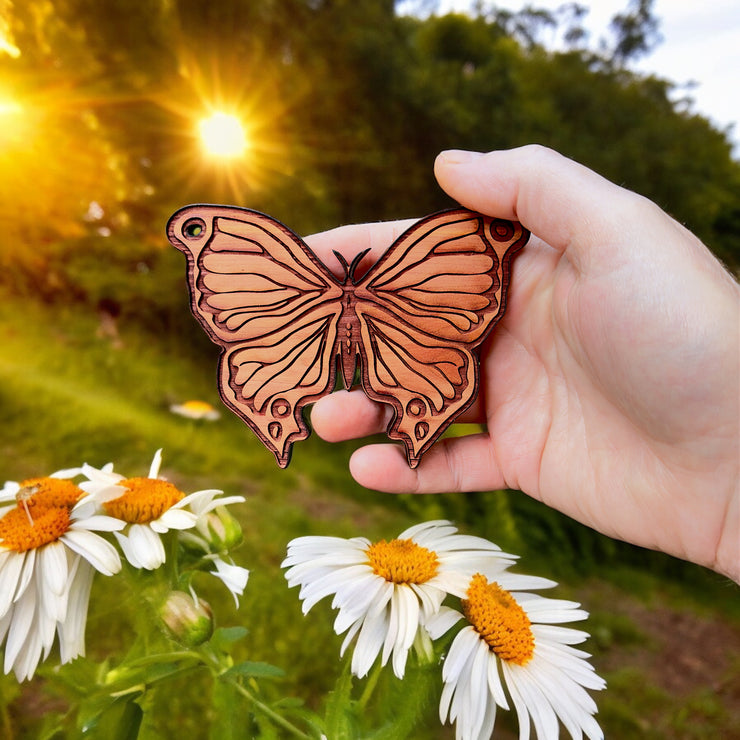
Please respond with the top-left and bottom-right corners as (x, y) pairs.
(167, 205), (528, 469)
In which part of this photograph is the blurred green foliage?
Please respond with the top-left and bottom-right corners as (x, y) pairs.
(0, 0), (738, 291)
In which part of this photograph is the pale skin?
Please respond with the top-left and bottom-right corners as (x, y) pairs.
(305, 145), (740, 583)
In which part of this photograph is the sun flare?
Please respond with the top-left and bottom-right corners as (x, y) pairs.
(0, 96), (26, 149)
(198, 111), (248, 158)
(0, 99), (21, 116)
(0, 32), (20, 59)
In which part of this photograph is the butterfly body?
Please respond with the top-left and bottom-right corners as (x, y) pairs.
(336, 288), (362, 390)
(168, 205), (528, 468)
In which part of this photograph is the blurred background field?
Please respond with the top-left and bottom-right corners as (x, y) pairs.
(0, 1), (738, 738)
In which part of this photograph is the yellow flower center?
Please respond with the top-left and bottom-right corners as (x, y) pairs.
(0, 502), (72, 552)
(366, 537), (439, 584)
(103, 477), (184, 524)
(17, 477), (84, 510)
(181, 401), (214, 413)
(462, 573), (535, 665)
(0, 477), (84, 551)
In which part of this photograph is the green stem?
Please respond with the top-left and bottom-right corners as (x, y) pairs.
(169, 531), (181, 582)
(357, 660), (383, 713)
(124, 649), (203, 668)
(229, 680), (312, 739)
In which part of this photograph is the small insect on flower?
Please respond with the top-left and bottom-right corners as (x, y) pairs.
(0, 473), (124, 681)
(79, 450), (244, 571)
(15, 483), (38, 526)
(282, 521), (516, 679)
(427, 572), (606, 740)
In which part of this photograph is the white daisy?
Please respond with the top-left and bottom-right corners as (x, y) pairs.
(79, 450), (244, 571)
(427, 572), (605, 740)
(282, 520), (516, 679)
(169, 400), (220, 420)
(0, 475), (123, 681)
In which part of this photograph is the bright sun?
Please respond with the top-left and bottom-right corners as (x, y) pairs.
(198, 111), (248, 158)
(0, 96), (25, 148)
(0, 98), (21, 116)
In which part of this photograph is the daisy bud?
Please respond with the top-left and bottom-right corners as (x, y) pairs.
(196, 505), (243, 552)
(160, 591), (214, 646)
(412, 626), (435, 666)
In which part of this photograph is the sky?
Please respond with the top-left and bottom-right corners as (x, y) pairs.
(427, 0), (740, 153)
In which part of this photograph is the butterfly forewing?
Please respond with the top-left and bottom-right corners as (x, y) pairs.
(169, 206), (342, 344)
(168, 205), (344, 467)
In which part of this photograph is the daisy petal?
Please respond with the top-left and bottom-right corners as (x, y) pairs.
(62, 529), (122, 576)
(0, 551), (26, 618)
(57, 562), (95, 663)
(152, 508), (197, 532)
(116, 525), (165, 570)
(148, 449), (163, 479)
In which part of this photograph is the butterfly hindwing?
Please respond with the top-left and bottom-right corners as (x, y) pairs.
(217, 309), (341, 467)
(353, 210), (528, 466)
(168, 205), (344, 467)
(355, 304), (479, 466)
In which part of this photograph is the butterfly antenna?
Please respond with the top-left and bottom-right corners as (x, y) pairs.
(332, 248), (371, 285)
(332, 251), (351, 285)
(347, 248), (371, 285)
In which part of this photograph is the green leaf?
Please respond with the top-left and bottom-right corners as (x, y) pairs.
(252, 716), (280, 740)
(323, 664), (357, 740)
(79, 696), (143, 740)
(276, 706), (327, 739)
(103, 654), (201, 693)
(222, 661), (285, 679)
(77, 691), (141, 736)
(37, 712), (68, 740)
(272, 697), (305, 709)
(208, 680), (254, 740)
(364, 662), (438, 740)
(211, 626), (249, 651)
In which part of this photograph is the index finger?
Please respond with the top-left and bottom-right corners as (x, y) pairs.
(434, 145), (656, 273)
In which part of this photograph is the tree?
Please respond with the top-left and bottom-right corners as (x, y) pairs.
(608, 0), (662, 65)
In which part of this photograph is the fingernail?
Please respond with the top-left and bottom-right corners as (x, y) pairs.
(437, 149), (482, 165)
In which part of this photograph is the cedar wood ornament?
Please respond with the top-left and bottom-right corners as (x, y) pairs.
(167, 205), (528, 468)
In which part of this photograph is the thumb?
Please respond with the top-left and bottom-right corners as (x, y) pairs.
(434, 145), (640, 264)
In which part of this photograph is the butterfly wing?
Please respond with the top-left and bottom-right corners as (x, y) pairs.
(353, 209), (528, 467)
(167, 205), (344, 467)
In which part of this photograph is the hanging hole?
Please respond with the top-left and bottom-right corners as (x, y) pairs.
(183, 218), (206, 239)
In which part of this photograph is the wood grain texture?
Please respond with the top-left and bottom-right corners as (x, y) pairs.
(167, 205), (529, 468)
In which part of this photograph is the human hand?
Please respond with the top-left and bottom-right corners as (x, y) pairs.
(306, 145), (740, 581)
